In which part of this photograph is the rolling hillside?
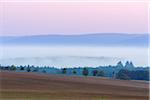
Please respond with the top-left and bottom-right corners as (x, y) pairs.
(0, 71), (149, 100)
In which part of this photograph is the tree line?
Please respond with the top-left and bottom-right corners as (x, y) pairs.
(0, 62), (149, 81)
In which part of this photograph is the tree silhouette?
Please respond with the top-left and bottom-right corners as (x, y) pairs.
(26, 67), (31, 72)
(10, 65), (16, 71)
(92, 70), (98, 76)
(20, 66), (24, 70)
(82, 68), (89, 76)
(62, 68), (67, 74)
(72, 70), (77, 74)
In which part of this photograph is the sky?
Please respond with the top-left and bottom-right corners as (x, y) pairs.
(0, 0), (149, 36)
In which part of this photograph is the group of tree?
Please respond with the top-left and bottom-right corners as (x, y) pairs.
(62, 67), (105, 77)
(116, 61), (134, 70)
(0, 65), (17, 71)
(116, 69), (149, 81)
(0, 62), (149, 81)
(0, 65), (46, 73)
(62, 68), (77, 75)
(92, 70), (105, 77)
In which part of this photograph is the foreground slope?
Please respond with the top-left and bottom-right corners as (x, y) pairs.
(0, 71), (149, 100)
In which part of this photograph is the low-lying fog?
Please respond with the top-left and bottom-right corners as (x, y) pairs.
(0, 45), (148, 67)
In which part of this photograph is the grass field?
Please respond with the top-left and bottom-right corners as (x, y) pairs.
(0, 71), (149, 100)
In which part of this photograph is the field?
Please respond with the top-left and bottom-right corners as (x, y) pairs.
(0, 71), (149, 100)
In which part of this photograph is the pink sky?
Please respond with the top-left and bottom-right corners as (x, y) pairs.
(0, 1), (149, 36)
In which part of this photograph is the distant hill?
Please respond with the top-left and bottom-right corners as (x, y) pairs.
(0, 33), (148, 47)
